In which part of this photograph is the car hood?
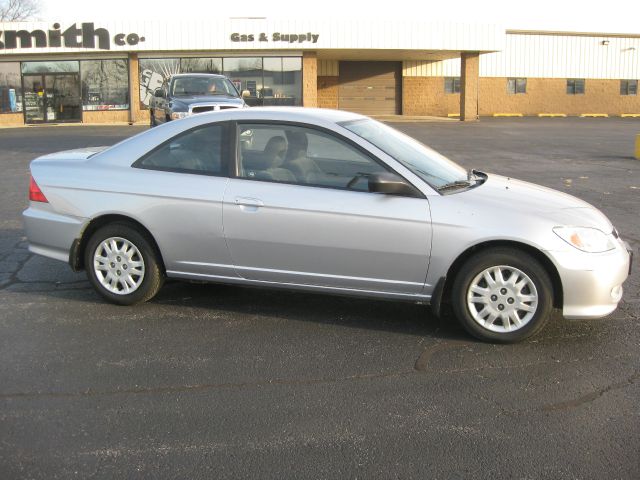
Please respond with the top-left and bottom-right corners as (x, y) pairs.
(172, 95), (243, 105)
(463, 173), (613, 232)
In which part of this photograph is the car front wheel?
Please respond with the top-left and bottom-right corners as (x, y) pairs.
(84, 223), (164, 305)
(451, 247), (553, 343)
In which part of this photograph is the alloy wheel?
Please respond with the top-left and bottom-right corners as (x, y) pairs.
(466, 265), (538, 333)
(93, 237), (145, 295)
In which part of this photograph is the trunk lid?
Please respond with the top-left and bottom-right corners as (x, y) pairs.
(34, 146), (109, 163)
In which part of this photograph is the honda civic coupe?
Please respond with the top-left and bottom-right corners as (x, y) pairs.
(23, 108), (632, 342)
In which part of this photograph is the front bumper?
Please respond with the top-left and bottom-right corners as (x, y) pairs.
(548, 236), (632, 319)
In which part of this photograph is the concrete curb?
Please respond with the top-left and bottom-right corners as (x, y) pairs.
(0, 122), (149, 129)
(371, 115), (457, 123)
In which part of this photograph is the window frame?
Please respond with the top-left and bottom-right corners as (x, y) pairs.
(507, 78), (527, 95)
(132, 121), (233, 177)
(232, 120), (425, 198)
(620, 79), (638, 96)
(444, 77), (461, 94)
(566, 78), (585, 95)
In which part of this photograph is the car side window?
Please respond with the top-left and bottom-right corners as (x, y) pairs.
(135, 124), (226, 175)
(237, 123), (390, 191)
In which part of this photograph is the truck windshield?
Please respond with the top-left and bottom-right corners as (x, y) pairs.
(171, 77), (238, 97)
(340, 118), (468, 189)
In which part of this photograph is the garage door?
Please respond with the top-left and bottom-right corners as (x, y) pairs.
(338, 61), (401, 115)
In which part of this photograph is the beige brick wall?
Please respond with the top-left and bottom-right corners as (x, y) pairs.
(302, 52), (318, 108)
(461, 52), (479, 121)
(318, 76), (339, 109)
(479, 78), (640, 116)
(83, 110), (130, 123)
(402, 76), (640, 116)
(402, 77), (460, 116)
(128, 53), (142, 123)
(0, 113), (24, 126)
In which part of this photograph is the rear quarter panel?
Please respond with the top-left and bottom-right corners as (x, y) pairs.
(32, 159), (233, 276)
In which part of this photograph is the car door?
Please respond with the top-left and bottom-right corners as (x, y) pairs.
(131, 121), (235, 278)
(222, 122), (432, 295)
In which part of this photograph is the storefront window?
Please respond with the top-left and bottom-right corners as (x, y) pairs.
(139, 56), (302, 109)
(21, 61), (79, 74)
(262, 57), (302, 106)
(139, 58), (180, 108)
(224, 57), (263, 106)
(81, 60), (129, 110)
(22, 61), (82, 123)
(0, 63), (22, 113)
(181, 58), (222, 74)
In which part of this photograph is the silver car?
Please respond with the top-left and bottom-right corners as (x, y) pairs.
(23, 108), (632, 342)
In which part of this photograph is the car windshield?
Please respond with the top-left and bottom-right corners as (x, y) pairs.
(171, 77), (238, 97)
(341, 118), (468, 189)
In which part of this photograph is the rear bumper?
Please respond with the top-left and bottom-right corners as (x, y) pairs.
(549, 237), (632, 319)
(23, 205), (86, 263)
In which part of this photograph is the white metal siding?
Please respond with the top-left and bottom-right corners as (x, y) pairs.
(481, 34), (640, 78)
(404, 33), (640, 79)
(403, 60), (460, 77)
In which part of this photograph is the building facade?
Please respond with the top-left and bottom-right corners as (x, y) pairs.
(0, 19), (638, 126)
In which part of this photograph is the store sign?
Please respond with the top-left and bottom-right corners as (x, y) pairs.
(0, 23), (145, 50)
(230, 32), (320, 44)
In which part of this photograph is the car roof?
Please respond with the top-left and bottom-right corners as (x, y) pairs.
(170, 73), (226, 79)
(197, 107), (365, 124)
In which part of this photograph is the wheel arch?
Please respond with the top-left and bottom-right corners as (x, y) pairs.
(438, 240), (563, 311)
(70, 214), (166, 273)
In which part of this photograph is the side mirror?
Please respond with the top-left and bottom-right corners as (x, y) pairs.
(154, 88), (165, 98)
(368, 172), (421, 197)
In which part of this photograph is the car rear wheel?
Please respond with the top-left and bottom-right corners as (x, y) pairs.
(85, 223), (164, 305)
(451, 248), (553, 343)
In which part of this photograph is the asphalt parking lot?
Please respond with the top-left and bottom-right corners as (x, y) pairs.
(1, 118), (639, 479)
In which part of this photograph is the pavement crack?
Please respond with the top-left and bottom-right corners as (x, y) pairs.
(0, 250), (34, 290)
(541, 371), (640, 412)
(0, 369), (417, 400)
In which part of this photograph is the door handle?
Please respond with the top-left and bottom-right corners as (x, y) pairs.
(235, 197), (263, 213)
(235, 197), (264, 208)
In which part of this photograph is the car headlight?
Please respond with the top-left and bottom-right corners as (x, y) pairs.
(170, 112), (188, 120)
(553, 226), (616, 253)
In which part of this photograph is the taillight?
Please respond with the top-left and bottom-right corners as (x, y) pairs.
(29, 175), (48, 203)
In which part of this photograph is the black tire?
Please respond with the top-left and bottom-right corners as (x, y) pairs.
(451, 247), (553, 343)
(149, 110), (156, 127)
(84, 223), (164, 305)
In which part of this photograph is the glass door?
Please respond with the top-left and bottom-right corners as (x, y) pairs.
(45, 74), (81, 122)
(22, 75), (45, 123)
(22, 73), (82, 123)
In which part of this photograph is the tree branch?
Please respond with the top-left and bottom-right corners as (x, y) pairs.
(0, 0), (41, 22)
